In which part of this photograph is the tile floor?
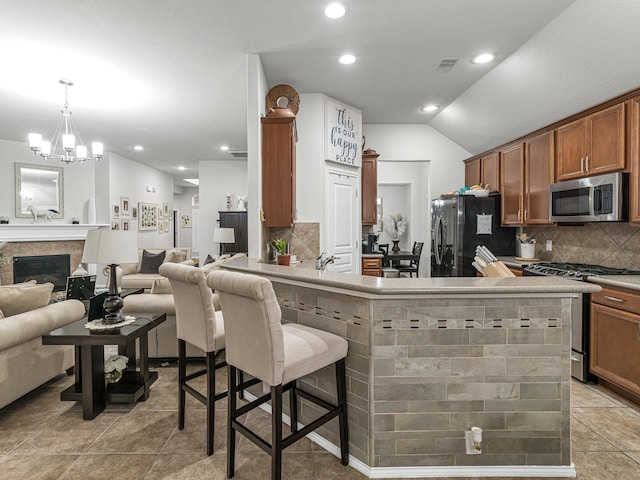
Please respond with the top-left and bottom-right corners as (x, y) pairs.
(1, 363), (640, 479)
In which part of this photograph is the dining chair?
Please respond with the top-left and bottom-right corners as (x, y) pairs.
(396, 241), (424, 277)
(378, 243), (389, 267)
(158, 262), (227, 456)
(207, 270), (349, 480)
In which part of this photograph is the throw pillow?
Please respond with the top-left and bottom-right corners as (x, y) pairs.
(203, 254), (216, 265)
(140, 250), (166, 274)
(0, 309), (4, 319)
(3, 279), (38, 288)
(0, 282), (54, 317)
(150, 277), (173, 294)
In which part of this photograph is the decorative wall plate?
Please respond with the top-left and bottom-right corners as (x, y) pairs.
(266, 84), (300, 115)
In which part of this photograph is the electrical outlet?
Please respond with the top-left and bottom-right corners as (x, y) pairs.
(545, 240), (553, 251)
(465, 430), (482, 455)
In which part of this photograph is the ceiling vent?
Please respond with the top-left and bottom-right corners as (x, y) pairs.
(228, 151), (248, 158)
(435, 57), (460, 72)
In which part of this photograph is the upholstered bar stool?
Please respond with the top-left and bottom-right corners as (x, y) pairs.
(207, 270), (349, 480)
(158, 263), (227, 456)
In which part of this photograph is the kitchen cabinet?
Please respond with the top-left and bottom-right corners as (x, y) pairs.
(464, 153), (500, 192)
(500, 132), (555, 226)
(261, 112), (296, 227)
(362, 149), (379, 225)
(630, 96), (640, 223)
(362, 256), (382, 277)
(590, 286), (640, 399)
(218, 211), (247, 254)
(556, 103), (625, 181)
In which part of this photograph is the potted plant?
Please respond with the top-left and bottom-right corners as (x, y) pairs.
(272, 238), (291, 266)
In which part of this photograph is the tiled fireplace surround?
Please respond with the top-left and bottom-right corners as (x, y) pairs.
(0, 240), (85, 288)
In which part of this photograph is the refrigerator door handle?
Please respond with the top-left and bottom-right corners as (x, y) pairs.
(435, 215), (445, 265)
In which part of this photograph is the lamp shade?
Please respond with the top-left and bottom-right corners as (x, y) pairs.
(213, 227), (235, 244)
(82, 230), (139, 265)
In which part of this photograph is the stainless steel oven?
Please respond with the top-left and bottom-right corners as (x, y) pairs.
(524, 262), (640, 382)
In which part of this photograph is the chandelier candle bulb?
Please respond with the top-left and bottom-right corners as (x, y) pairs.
(92, 142), (103, 157)
(76, 145), (87, 159)
(62, 133), (75, 151)
(28, 133), (41, 150)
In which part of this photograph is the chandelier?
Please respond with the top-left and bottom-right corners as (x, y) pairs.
(28, 79), (103, 163)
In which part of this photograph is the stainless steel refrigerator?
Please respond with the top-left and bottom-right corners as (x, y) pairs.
(431, 194), (516, 277)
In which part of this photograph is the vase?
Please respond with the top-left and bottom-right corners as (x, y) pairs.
(276, 254), (291, 266)
(392, 239), (400, 253)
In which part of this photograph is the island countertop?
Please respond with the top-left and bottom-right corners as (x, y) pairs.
(223, 257), (600, 296)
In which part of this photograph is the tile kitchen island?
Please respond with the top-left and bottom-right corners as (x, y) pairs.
(221, 258), (599, 478)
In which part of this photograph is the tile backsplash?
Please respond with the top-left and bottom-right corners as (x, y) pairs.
(527, 223), (640, 269)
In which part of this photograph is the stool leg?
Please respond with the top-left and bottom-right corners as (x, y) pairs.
(206, 350), (215, 456)
(178, 339), (186, 430)
(335, 359), (349, 466)
(238, 369), (245, 400)
(271, 384), (283, 480)
(228, 365), (237, 478)
(289, 384), (298, 433)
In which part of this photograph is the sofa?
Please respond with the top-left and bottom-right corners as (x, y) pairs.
(121, 255), (239, 358)
(0, 281), (85, 409)
(105, 247), (193, 292)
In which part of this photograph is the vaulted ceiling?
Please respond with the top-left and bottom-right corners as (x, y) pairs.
(1, 1), (639, 186)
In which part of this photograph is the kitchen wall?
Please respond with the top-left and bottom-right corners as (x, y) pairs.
(527, 223), (640, 269)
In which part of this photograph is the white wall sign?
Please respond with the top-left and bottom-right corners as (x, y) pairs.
(325, 99), (362, 167)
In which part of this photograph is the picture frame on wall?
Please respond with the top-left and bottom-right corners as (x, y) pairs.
(181, 214), (191, 228)
(112, 205), (120, 218)
(138, 202), (157, 230)
(163, 202), (170, 218)
(121, 197), (130, 216)
(132, 206), (138, 220)
(164, 219), (169, 233)
(158, 221), (164, 233)
(158, 205), (164, 220)
(111, 219), (120, 230)
(122, 220), (130, 231)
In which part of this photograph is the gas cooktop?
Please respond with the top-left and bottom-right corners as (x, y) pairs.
(524, 262), (640, 280)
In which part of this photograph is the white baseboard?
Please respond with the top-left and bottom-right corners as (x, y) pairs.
(243, 392), (577, 478)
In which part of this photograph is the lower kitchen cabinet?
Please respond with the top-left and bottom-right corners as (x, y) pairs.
(590, 286), (640, 399)
(362, 257), (382, 277)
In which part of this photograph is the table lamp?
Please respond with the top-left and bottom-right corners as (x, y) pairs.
(82, 229), (139, 324)
(213, 227), (235, 255)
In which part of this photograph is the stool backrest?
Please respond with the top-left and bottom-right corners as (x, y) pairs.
(159, 262), (218, 352)
(207, 270), (284, 386)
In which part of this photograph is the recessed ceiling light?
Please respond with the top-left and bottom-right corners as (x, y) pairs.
(220, 145), (229, 151)
(339, 54), (356, 65)
(183, 178), (199, 186)
(421, 105), (439, 113)
(177, 166), (186, 171)
(472, 53), (495, 64)
(133, 145), (144, 151)
(325, 3), (346, 19)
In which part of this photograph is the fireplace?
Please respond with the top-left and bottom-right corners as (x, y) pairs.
(13, 254), (70, 292)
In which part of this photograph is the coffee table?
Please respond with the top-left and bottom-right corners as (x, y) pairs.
(42, 312), (166, 420)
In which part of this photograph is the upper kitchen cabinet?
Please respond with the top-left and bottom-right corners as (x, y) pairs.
(500, 132), (555, 226)
(361, 149), (379, 225)
(500, 143), (524, 226)
(524, 131), (555, 225)
(630, 95), (640, 223)
(464, 153), (500, 192)
(557, 103), (626, 181)
(261, 111), (296, 227)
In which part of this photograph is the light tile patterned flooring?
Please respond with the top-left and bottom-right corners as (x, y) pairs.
(1, 363), (640, 479)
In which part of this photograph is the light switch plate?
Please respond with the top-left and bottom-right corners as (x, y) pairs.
(546, 240), (553, 251)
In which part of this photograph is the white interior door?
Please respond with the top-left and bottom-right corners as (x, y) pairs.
(326, 169), (359, 273)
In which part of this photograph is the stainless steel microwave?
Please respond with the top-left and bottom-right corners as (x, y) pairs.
(549, 172), (628, 223)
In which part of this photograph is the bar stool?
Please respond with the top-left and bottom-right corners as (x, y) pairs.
(158, 263), (227, 456)
(207, 270), (349, 480)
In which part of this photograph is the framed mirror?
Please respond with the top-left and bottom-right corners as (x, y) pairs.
(14, 163), (64, 218)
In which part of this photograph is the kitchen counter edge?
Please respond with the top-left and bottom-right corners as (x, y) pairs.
(221, 257), (599, 296)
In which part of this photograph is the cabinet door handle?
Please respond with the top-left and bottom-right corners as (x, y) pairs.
(604, 295), (624, 303)
(260, 209), (266, 222)
(580, 157), (585, 173)
(585, 156), (589, 172)
(524, 210), (528, 221)
(517, 210), (521, 222)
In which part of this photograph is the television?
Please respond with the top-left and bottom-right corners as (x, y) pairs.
(66, 275), (96, 301)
